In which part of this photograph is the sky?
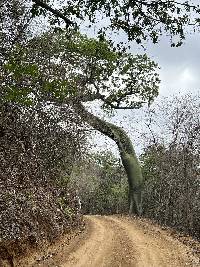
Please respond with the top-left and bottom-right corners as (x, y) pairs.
(145, 34), (200, 97)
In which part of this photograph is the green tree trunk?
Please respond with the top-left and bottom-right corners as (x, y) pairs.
(75, 103), (144, 215)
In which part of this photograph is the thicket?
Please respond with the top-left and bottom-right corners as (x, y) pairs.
(0, 3), (86, 262)
(141, 95), (200, 238)
(0, 103), (85, 265)
(141, 143), (199, 238)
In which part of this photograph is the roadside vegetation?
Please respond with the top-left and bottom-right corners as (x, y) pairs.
(70, 95), (200, 239)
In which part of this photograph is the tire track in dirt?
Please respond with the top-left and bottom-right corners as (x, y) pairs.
(20, 215), (199, 267)
(107, 216), (196, 267)
(62, 215), (199, 267)
(62, 216), (137, 267)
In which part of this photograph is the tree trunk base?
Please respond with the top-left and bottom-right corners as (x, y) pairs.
(129, 190), (143, 216)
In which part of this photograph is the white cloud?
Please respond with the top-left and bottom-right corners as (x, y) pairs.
(159, 65), (199, 96)
(181, 68), (196, 83)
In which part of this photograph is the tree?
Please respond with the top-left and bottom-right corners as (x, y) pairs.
(2, 0), (200, 215)
(74, 102), (145, 215)
(28, 0), (200, 215)
(1, 28), (160, 214)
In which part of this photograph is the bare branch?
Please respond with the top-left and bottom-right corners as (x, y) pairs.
(104, 101), (145, 109)
(32, 0), (73, 27)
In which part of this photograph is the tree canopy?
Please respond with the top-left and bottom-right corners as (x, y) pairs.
(2, 0), (200, 107)
(31, 0), (200, 46)
(1, 31), (160, 109)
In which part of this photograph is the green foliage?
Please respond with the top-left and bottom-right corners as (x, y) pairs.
(1, 29), (159, 109)
(3, 86), (33, 106)
(70, 151), (128, 214)
(58, 197), (75, 218)
(140, 145), (164, 211)
(2, 54), (39, 104)
(31, 0), (200, 47)
(140, 145), (163, 182)
(4, 61), (39, 78)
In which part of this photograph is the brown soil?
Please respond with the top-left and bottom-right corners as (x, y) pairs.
(14, 215), (200, 267)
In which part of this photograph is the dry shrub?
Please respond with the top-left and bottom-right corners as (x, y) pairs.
(0, 104), (85, 264)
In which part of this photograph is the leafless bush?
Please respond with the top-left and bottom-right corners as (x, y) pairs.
(0, 102), (86, 264)
(0, 103), (85, 183)
(141, 94), (200, 238)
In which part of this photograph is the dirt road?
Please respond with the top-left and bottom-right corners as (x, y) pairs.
(19, 215), (199, 267)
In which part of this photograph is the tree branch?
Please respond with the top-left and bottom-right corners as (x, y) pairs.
(32, 0), (73, 27)
(93, 84), (145, 109)
(134, 0), (198, 9)
(77, 92), (103, 102)
(105, 103), (144, 109)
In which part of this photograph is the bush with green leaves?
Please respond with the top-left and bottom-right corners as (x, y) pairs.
(70, 151), (128, 214)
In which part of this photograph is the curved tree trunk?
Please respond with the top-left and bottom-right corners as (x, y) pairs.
(74, 102), (143, 215)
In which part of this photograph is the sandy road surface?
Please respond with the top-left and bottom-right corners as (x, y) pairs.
(19, 215), (199, 267)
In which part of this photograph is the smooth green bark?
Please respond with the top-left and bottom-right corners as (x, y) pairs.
(75, 103), (144, 215)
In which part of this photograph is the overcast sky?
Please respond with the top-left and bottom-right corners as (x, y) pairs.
(145, 34), (200, 97)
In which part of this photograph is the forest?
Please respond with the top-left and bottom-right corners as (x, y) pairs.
(0, 0), (199, 266)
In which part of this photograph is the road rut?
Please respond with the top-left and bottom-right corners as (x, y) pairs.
(62, 216), (199, 267)
(18, 215), (199, 267)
